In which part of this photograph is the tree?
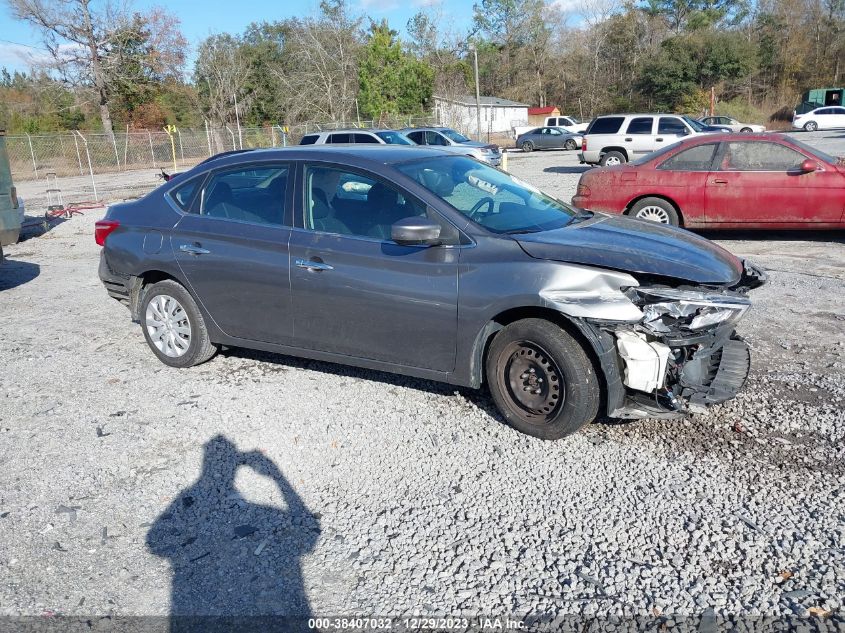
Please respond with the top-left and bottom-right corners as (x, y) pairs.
(7, 0), (186, 137)
(358, 20), (434, 120)
(194, 34), (250, 128)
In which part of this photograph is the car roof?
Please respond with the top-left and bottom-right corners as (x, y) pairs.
(593, 113), (687, 118)
(192, 145), (450, 170)
(313, 128), (396, 134)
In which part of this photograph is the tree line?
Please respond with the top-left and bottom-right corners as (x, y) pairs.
(1, 0), (843, 135)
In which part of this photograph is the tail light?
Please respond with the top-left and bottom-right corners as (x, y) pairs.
(10, 186), (18, 209)
(95, 219), (120, 246)
(576, 184), (591, 198)
(582, 138), (587, 152)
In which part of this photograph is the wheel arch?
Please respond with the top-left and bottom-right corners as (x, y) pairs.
(467, 306), (617, 415)
(600, 146), (628, 160)
(129, 269), (190, 321)
(624, 194), (684, 227)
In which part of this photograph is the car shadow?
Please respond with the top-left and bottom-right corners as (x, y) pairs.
(0, 258), (40, 291)
(543, 166), (592, 174)
(699, 229), (845, 243)
(146, 435), (319, 630)
(19, 214), (69, 241)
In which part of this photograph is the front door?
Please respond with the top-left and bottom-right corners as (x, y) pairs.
(704, 141), (844, 226)
(172, 163), (294, 343)
(288, 164), (459, 372)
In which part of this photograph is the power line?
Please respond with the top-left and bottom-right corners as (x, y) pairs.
(0, 38), (49, 51)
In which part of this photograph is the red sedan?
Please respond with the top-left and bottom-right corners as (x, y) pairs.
(571, 133), (845, 229)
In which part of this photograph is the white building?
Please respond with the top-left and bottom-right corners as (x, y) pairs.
(434, 95), (529, 136)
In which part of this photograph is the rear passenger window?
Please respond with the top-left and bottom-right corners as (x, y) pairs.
(327, 133), (352, 143)
(586, 117), (624, 134)
(426, 131), (449, 146)
(299, 135), (318, 145)
(353, 133), (379, 144)
(406, 131), (424, 144)
(170, 176), (203, 210)
(626, 117), (653, 135)
(659, 143), (717, 171)
(200, 165), (289, 226)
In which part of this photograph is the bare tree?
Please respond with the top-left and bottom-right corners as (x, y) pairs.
(194, 34), (250, 129)
(8, 0), (185, 137)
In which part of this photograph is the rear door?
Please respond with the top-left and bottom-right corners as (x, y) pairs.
(287, 163), (459, 371)
(623, 116), (656, 159)
(704, 140), (844, 226)
(172, 163), (294, 343)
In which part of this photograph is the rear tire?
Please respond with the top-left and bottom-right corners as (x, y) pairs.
(564, 139), (578, 150)
(485, 319), (600, 440)
(140, 279), (218, 368)
(522, 141), (534, 152)
(740, 127), (752, 133)
(600, 151), (626, 166)
(803, 121), (818, 132)
(628, 197), (680, 226)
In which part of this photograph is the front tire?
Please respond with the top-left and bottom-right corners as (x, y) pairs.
(600, 150), (626, 166)
(485, 319), (600, 440)
(628, 197), (680, 226)
(521, 141), (534, 152)
(140, 279), (218, 368)
(803, 121), (818, 132)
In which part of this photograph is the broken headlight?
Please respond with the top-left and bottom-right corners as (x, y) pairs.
(631, 287), (751, 334)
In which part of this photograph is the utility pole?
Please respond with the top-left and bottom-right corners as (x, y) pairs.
(710, 86), (715, 117)
(469, 44), (482, 141)
(233, 92), (243, 149)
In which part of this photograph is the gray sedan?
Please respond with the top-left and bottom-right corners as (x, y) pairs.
(517, 127), (582, 152)
(96, 145), (764, 440)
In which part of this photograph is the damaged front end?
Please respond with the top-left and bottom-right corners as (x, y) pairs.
(581, 261), (767, 420)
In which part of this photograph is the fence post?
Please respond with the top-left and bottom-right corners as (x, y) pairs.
(111, 132), (120, 169)
(74, 131), (98, 201)
(225, 126), (236, 151)
(26, 133), (39, 179)
(73, 133), (84, 176)
(164, 125), (178, 173)
(147, 129), (156, 168)
(177, 129), (184, 164)
(123, 125), (129, 168)
(271, 126), (276, 147)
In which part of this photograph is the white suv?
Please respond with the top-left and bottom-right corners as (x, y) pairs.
(299, 129), (414, 146)
(579, 114), (720, 166)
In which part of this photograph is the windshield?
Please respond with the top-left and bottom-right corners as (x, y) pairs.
(397, 156), (576, 234)
(789, 138), (838, 164)
(683, 116), (707, 132)
(441, 129), (470, 143)
(375, 130), (413, 145)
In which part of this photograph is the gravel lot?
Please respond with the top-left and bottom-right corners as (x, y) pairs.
(1, 131), (844, 627)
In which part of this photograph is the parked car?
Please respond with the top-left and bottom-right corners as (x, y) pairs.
(572, 133), (845, 229)
(97, 145), (765, 440)
(401, 127), (501, 166)
(0, 129), (23, 263)
(512, 115), (587, 138)
(516, 127), (582, 152)
(700, 116), (765, 133)
(299, 129), (415, 146)
(792, 106), (845, 131)
(579, 114), (725, 166)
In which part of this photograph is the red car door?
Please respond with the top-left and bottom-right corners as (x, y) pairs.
(705, 140), (844, 227)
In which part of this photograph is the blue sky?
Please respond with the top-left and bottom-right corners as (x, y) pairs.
(0, 0), (478, 74)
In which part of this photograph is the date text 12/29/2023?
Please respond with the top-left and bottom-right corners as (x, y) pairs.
(307, 617), (527, 630)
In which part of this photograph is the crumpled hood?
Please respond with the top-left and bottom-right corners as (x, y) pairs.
(515, 213), (743, 285)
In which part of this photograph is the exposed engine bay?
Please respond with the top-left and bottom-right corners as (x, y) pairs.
(582, 260), (767, 419)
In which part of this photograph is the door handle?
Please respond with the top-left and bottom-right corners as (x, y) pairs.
(655, 137), (664, 142)
(625, 137), (632, 142)
(295, 258), (334, 272)
(712, 179), (728, 185)
(179, 244), (210, 255)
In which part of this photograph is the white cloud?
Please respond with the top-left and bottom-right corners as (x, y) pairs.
(413, 0), (442, 7)
(358, 0), (400, 12)
(0, 42), (50, 69)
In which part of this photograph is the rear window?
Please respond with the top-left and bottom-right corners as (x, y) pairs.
(299, 135), (318, 145)
(586, 117), (624, 135)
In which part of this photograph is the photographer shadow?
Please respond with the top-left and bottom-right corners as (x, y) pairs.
(146, 435), (320, 631)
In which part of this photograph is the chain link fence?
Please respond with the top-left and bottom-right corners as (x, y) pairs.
(6, 115), (440, 184)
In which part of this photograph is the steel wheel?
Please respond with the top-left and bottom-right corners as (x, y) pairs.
(635, 205), (671, 224)
(145, 294), (192, 358)
(500, 340), (564, 421)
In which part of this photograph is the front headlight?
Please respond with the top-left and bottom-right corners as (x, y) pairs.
(631, 287), (751, 333)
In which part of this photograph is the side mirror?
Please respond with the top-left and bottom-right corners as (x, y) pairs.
(799, 159), (817, 173)
(391, 216), (442, 246)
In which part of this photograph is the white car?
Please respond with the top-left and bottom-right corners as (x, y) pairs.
(700, 116), (765, 133)
(792, 106), (845, 131)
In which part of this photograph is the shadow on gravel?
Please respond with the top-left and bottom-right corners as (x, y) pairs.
(0, 259), (40, 290)
(18, 214), (69, 242)
(146, 435), (319, 630)
(543, 165), (592, 174)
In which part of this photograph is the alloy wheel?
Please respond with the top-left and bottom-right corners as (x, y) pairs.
(635, 205), (671, 224)
(145, 294), (192, 358)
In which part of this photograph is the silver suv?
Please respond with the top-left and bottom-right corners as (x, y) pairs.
(401, 127), (501, 166)
(299, 129), (414, 146)
(579, 114), (721, 166)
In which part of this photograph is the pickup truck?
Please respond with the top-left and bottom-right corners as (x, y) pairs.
(512, 115), (588, 139)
